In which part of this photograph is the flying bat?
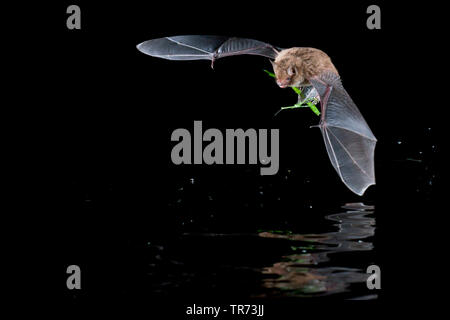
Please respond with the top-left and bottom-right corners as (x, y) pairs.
(136, 35), (377, 196)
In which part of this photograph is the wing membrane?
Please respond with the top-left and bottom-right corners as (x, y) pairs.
(137, 35), (278, 61)
(310, 73), (377, 195)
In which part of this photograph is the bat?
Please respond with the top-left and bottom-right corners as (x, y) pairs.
(137, 35), (377, 196)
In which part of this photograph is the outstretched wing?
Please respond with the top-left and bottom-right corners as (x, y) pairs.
(137, 35), (279, 64)
(309, 72), (377, 196)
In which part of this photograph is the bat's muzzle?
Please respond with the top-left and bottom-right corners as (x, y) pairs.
(276, 80), (288, 88)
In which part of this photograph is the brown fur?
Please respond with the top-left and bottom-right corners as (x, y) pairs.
(272, 47), (338, 87)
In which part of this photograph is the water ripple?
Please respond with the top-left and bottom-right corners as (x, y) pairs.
(258, 202), (376, 298)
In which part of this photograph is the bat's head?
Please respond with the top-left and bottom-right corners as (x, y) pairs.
(271, 49), (304, 88)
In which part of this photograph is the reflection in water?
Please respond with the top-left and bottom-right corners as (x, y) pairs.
(258, 203), (376, 298)
(146, 202), (377, 300)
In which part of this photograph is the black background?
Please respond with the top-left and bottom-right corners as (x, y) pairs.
(12, 0), (442, 315)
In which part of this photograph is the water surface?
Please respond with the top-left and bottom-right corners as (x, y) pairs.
(144, 202), (377, 301)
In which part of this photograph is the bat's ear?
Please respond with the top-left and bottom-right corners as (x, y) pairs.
(288, 65), (296, 76)
(269, 60), (276, 68)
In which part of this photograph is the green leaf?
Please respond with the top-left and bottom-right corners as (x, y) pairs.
(307, 102), (321, 116)
(291, 86), (302, 95)
(263, 69), (276, 78)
